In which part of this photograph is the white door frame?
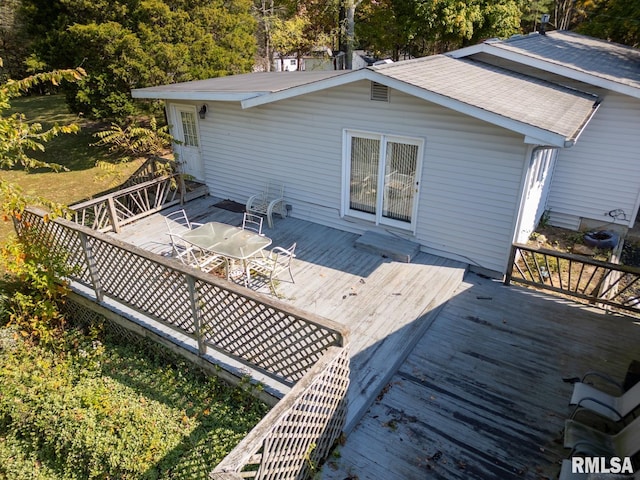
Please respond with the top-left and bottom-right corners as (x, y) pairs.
(169, 103), (205, 181)
(342, 129), (423, 233)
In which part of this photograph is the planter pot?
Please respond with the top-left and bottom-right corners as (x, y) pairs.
(583, 230), (620, 249)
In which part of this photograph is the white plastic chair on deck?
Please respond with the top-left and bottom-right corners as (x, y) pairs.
(245, 182), (286, 229)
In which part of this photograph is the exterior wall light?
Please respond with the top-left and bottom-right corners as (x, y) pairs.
(198, 104), (207, 119)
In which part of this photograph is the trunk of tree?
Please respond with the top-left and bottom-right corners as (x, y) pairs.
(344, 0), (361, 70)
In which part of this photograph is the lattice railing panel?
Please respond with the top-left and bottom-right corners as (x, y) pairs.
(197, 280), (342, 384)
(506, 243), (640, 315)
(212, 347), (350, 480)
(18, 211), (92, 286)
(15, 208), (346, 388)
(89, 237), (196, 334)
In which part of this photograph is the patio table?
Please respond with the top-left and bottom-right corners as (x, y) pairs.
(181, 222), (272, 285)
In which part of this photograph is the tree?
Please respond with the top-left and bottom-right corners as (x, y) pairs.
(19, 0), (257, 119)
(356, 0), (521, 59)
(0, 60), (86, 172)
(577, 0), (640, 46)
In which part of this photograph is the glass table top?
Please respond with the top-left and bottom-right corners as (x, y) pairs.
(181, 222), (272, 259)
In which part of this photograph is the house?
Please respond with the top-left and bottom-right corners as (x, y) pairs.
(132, 31), (640, 277)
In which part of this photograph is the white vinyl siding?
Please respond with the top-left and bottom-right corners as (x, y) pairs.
(547, 93), (640, 228)
(193, 80), (528, 274)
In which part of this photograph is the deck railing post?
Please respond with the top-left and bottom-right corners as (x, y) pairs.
(78, 231), (104, 302)
(178, 174), (186, 205)
(186, 274), (206, 355)
(504, 244), (517, 285)
(106, 196), (121, 233)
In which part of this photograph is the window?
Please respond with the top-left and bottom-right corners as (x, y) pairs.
(180, 111), (199, 147)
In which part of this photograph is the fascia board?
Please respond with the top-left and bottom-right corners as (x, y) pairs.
(131, 89), (259, 101)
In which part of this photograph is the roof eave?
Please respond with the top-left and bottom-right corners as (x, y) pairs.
(131, 89), (262, 102)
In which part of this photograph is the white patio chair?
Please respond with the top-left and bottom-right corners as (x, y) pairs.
(168, 233), (225, 273)
(242, 212), (264, 235)
(164, 209), (202, 235)
(248, 242), (296, 292)
(245, 182), (286, 229)
(570, 372), (640, 423)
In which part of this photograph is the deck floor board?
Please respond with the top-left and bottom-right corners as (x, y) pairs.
(113, 195), (467, 431)
(322, 274), (640, 479)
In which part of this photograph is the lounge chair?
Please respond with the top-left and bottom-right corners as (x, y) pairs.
(570, 372), (640, 423)
(564, 415), (640, 458)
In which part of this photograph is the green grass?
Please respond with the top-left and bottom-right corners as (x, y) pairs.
(1, 94), (145, 239)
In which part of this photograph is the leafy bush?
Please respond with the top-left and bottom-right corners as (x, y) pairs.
(0, 326), (268, 479)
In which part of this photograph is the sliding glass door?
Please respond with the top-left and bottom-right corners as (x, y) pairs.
(345, 131), (422, 231)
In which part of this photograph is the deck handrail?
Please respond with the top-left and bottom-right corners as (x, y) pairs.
(70, 174), (185, 233)
(16, 208), (348, 387)
(210, 346), (350, 480)
(505, 242), (640, 314)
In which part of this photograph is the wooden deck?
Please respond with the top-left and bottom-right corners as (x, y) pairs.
(321, 273), (640, 480)
(113, 195), (468, 431)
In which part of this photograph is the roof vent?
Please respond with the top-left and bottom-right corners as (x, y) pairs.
(371, 82), (389, 102)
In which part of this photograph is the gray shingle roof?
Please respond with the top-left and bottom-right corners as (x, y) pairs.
(371, 55), (599, 142)
(133, 71), (349, 99)
(487, 31), (640, 90)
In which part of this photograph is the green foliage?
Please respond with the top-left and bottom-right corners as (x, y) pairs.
(21, 0), (257, 119)
(0, 221), (73, 348)
(0, 64), (86, 171)
(356, 0), (522, 58)
(577, 0), (640, 46)
(92, 117), (173, 162)
(0, 327), (268, 479)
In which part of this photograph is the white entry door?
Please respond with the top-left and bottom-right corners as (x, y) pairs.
(171, 104), (205, 180)
(344, 130), (422, 232)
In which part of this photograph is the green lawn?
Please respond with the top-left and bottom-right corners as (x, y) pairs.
(0, 94), (145, 239)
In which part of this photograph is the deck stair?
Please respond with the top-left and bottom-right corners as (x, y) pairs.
(354, 230), (421, 263)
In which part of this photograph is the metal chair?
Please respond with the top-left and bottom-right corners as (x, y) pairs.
(168, 233), (225, 273)
(248, 242), (296, 292)
(570, 372), (640, 423)
(242, 212), (264, 235)
(245, 182), (286, 229)
(164, 209), (202, 235)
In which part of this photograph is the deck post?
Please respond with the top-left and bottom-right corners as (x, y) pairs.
(106, 196), (121, 233)
(186, 275), (206, 355)
(78, 231), (104, 302)
(504, 244), (517, 285)
(178, 175), (186, 205)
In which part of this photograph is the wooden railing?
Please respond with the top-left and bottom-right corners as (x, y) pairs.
(17, 208), (348, 388)
(70, 174), (185, 234)
(505, 243), (640, 314)
(210, 346), (350, 480)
